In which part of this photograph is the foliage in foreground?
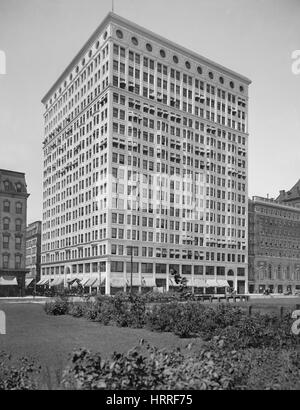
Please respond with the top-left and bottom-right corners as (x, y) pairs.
(0, 352), (40, 390)
(1, 338), (300, 390)
(61, 339), (300, 390)
(45, 294), (300, 350)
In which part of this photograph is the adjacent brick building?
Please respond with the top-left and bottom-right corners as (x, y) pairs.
(248, 196), (300, 294)
(0, 169), (29, 296)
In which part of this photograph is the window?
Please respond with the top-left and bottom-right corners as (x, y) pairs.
(15, 236), (21, 250)
(116, 29), (123, 39)
(160, 49), (166, 58)
(173, 55), (179, 64)
(3, 254), (9, 269)
(230, 81), (235, 89)
(3, 217), (9, 230)
(15, 254), (21, 269)
(131, 37), (138, 46)
(146, 43), (152, 52)
(111, 261), (124, 272)
(15, 183), (22, 192)
(209, 71), (214, 80)
(4, 180), (10, 191)
(3, 200), (10, 212)
(15, 219), (22, 231)
(3, 235), (9, 249)
(16, 202), (22, 214)
(185, 61), (191, 69)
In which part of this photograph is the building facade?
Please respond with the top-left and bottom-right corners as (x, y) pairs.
(41, 13), (251, 294)
(248, 196), (300, 294)
(25, 221), (42, 287)
(277, 180), (300, 208)
(0, 169), (29, 296)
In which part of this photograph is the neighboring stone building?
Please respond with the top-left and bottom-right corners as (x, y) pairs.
(25, 221), (41, 288)
(277, 180), (300, 208)
(248, 196), (300, 294)
(0, 169), (29, 296)
(41, 12), (251, 294)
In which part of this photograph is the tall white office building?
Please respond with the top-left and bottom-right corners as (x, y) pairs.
(41, 12), (251, 294)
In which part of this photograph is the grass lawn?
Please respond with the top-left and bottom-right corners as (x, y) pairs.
(0, 301), (196, 376)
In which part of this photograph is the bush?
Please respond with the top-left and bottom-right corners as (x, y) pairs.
(0, 352), (40, 390)
(44, 297), (69, 316)
(68, 303), (85, 318)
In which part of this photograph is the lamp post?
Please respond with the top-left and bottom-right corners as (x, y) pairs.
(130, 245), (133, 295)
(98, 261), (102, 295)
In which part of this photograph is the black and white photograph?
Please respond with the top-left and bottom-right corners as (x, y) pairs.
(0, 0), (300, 396)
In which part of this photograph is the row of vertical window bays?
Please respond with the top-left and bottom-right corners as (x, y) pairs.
(43, 165), (246, 193)
(2, 236), (23, 249)
(41, 242), (247, 263)
(43, 140), (246, 178)
(44, 69), (248, 151)
(44, 45), (109, 128)
(44, 41), (248, 135)
(44, 97), (247, 162)
(41, 216), (246, 236)
(1, 254), (23, 269)
(44, 88), (247, 153)
(44, 84), (247, 156)
(112, 76), (247, 132)
(254, 237), (300, 250)
(42, 176), (246, 202)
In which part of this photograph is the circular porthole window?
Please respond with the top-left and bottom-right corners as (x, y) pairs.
(116, 29), (123, 39)
(96, 40), (100, 49)
(219, 76), (224, 84)
(239, 85), (244, 93)
(197, 66), (203, 75)
(173, 55), (179, 64)
(88, 50), (93, 58)
(132, 36), (138, 46)
(64, 81), (67, 88)
(230, 81), (235, 89)
(103, 31), (108, 40)
(160, 49), (166, 58)
(76, 66), (79, 73)
(69, 74), (73, 81)
(146, 43), (153, 52)
(185, 61), (191, 69)
(82, 58), (85, 66)
(209, 71), (214, 80)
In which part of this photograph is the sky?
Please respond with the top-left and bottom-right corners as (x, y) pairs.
(0, 0), (300, 224)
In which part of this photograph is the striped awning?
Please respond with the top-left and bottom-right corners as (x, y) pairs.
(192, 278), (207, 287)
(84, 277), (97, 287)
(206, 279), (219, 287)
(25, 278), (34, 288)
(36, 277), (49, 286)
(111, 277), (126, 288)
(216, 280), (230, 287)
(51, 277), (64, 286)
(0, 276), (18, 286)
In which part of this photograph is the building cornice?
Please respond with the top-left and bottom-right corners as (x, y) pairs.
(41, 12), (251, 105)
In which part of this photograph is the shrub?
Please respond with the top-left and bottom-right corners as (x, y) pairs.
(44, 297), (69, 316)
(0, 352), (40, 390)
(68, 303), (85, 318)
